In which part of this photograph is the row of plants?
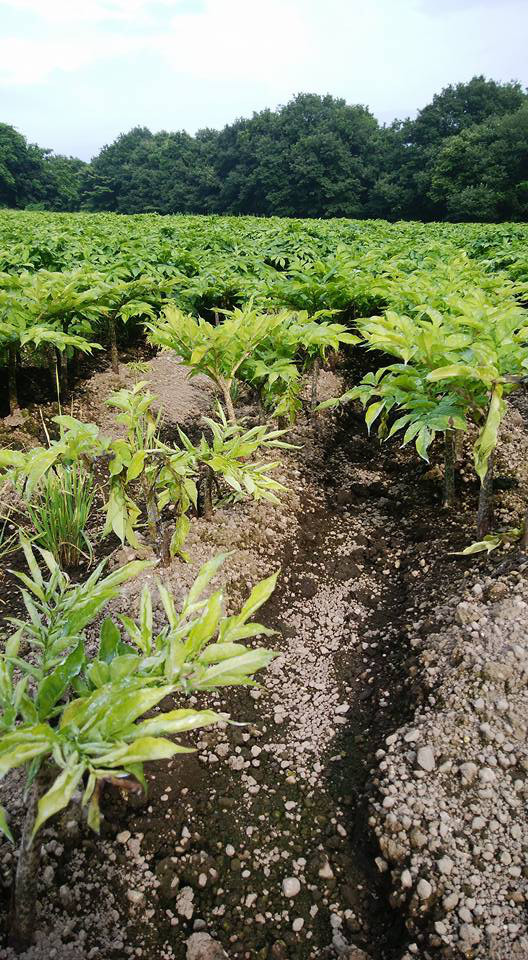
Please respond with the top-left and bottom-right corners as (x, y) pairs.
(320, 256), (528, 541)
(2, 212), (528, 416)
(0, 303), (355, 567)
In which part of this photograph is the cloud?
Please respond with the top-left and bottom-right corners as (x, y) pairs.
(1, 0), (527, 158)
(0, 0), (309, 87)
(0, 0), (182, 24)
(0, 34), (147, 86)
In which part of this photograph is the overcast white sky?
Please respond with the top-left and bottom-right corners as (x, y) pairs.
(0, 0), (527, 161)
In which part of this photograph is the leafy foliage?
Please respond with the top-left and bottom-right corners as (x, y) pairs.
(0, 546), (278, 843)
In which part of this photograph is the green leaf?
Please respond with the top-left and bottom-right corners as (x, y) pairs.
(474, 386), (504, 484)
(451, 536), (502, 556)
(198, 642), (248, 664)
(99, 619), (122, 663)
(0, 805), (13, 842)
(238, 571), (278, 622)
(426, 364), (474, 383)
(32, 761), (85, 840)
(415, 426), (432, 462)
(365, 401), (384, 434)
(184, 554), (227, 611)
(95, 736), (194, 766)
(96, 685), (175, 739)
(36, 640), (85, 720)
(126, 708), (222, 738)
(87, 791), (101, 833)
(126, 451), (145, 483)
(186, 591), (223, 654)
(169, 514), (191, 559)
(197, 649), (276, 686)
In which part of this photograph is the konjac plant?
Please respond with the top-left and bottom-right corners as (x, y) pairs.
(0, 544), (278, 950)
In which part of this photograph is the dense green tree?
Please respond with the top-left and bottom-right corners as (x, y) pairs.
(81, 126), (218, 214)
(212, 94), (380, 218)
(398, 77), (527, 218)
(429, 103), (528, 221)
(2, 76), (528, 221)
(0, 124), (43, 208)
(0, 125), (86, 211)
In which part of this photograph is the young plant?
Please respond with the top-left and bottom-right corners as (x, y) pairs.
(245, 310), (358, 420)
(0, 546), (278, 950)
(146, 302), (286, 421)
(321, 296), (528, 534)
(104, 381), (197, 563)
(24, 463), (96, 567)
(179, 406), (295, 518)
(96, 276), (161, 374)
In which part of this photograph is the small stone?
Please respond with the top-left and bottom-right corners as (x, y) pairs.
(127, 889), (145, 907)
(318, 859), (334, 879)
(417, 879), (432, 899)
(186, 932), (228, 960)
(292, 918), (304, 933)
(459, 924), (481, 945)
(479, 767), (496, 783)
(437, 856), (454, 876)
(416, 746), (435, 772)
(443, 892), (459, 911)
(488, 582), (508, 601)
(116, 830), (131, 844)
(410, 828), (427, 850)
(177, 886), (195, 920)
(483, 661), (513, 681)
(404, 729), (420, 743)
(282, 877), (301, 898)
(459, 762), (478, 784)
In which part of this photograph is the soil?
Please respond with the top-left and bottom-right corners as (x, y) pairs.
(0, 346), (526, 960)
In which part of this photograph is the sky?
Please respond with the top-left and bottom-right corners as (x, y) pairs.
(0, 0), (527, 161)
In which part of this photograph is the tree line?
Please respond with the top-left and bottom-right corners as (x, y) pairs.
(1, 76), (527, 222)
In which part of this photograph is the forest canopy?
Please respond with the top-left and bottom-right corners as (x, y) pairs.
(1, 76), (527, 222)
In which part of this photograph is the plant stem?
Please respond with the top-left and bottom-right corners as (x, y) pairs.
(220, 382), (235, 422)
(59, 349), (69, 396)
(7, 344), (19, 414)
(443, 430), (456, 508)
(109, 315), (119, 375)
(310, 357), (320, 412)
(8, 770), (46, 951)
(202, 465), (214, 519)
(454, 430), (464, 462)
(159, 526), (172, 567)
(142, 476), (161, 551)
(477, 453), (494, 539)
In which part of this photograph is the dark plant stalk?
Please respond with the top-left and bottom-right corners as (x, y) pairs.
(7, 344), (18, 414)
(142, 475), (161, 549)
(202, 465), (215, 519)
(109, 314), (119, 375)
(159, 526), (172, 567)
(310, 357), (320, 412)
(59, 349), (69, 395)
(477, 453), (494, 539)
(8, 769), (47, 951)
(443, 430), (456, 508)
(454, 429), (464, 462)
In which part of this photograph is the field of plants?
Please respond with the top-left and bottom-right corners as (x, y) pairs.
(0, 210), (528, 960)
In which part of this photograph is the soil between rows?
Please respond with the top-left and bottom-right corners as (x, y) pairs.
(0, 350), (523, 960)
